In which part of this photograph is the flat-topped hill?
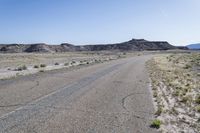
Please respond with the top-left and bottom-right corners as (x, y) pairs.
(0, 38), (179, 53)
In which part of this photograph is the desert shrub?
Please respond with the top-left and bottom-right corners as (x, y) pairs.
(183, 64), (192, 69)
(196, 106), (200, 113)
(71, 61), (76, 64)
(195, 95), (200, 104)
(153, 91), (158, 98)
(86, 62), (89, 64)
(39, 70), (45, 72)
(155, 107), (162, 116)
(64, 63), (69, 66)
(34, 65), (39, 68)
(54, 62), (59, 65)
(181, 91), (187, 96)
(150, 119), (161, 129)
(181, 96), (192, 103)
(173, 90), (180, 97)
(16, 65), (27, 71)
(40, 64), (46, 68)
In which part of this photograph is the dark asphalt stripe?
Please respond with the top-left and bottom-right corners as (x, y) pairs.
(0, 62), (126, 132)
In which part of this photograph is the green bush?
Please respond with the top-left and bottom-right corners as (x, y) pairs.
(150, 119), (162, 129)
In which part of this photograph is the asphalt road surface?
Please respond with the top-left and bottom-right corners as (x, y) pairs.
(0, 55), (157, 133)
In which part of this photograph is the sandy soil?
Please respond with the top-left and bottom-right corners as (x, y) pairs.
(0, 52), (126, 80)
(147, 53), (200, 133)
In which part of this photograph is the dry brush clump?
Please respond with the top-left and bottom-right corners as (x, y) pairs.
(15, 65), (27, 71)
(147, 53), (200, 132)
(34, 65), (39, 68)
(40, 64), (46, 68)
(54, 62), (59, 65)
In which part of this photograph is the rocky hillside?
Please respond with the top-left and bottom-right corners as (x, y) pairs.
(0, 39), (177, 53)
(83, 39), (176, 51)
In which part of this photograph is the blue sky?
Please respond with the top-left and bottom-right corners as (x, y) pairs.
(0, 0), (199, 46)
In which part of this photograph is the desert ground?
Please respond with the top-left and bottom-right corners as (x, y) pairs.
(147, 51), (200, 132)
(0, 51), (128, 80)
(0, 51), (199, 133)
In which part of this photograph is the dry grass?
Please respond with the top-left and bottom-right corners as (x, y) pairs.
(147, 52), (200, 132)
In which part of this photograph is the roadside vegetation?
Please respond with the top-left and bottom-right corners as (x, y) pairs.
(40, 64), (46, 68)
(15, 65), (27, 71)
(150, 119), (162, 129)
(0, 52), (131, 80)
(147, 52), (200, 132)
(34, 65), (39, 68)
(54, 62), (59, 65)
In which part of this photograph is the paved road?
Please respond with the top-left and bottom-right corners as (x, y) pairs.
(0, 55), (156, 133)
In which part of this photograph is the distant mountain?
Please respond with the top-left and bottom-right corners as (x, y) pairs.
(176, 46), (189, 50)
(82, 39), (176, 51)
(0, 38), (179, 53)
(187, 43), (200, 49)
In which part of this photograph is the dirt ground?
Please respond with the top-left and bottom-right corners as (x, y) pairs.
(147, 52), (200, 133)
(0, 51), (128, 80)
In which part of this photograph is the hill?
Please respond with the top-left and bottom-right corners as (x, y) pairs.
(0, 38), (177, 53)
(187, 43), (200, 49)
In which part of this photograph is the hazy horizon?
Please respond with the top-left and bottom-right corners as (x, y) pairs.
(0, 0), (199, 46)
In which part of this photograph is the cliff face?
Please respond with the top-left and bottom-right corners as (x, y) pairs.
(0, 39), (177, 53)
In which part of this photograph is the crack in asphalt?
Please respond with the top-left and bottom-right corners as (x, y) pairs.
(29, 81), (39, 90)
(120, 92), (152, 122)
(121, 92), (148, 111)
(0, 104), (24, 108)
